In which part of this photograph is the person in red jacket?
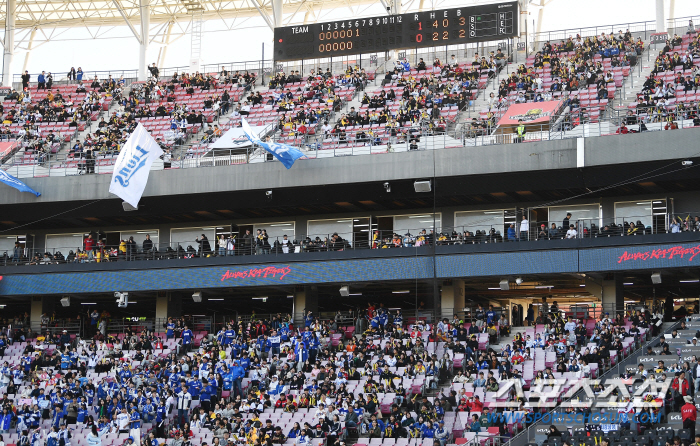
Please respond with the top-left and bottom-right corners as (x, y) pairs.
(681, 395), (697, 438)
(470, 395), (484, 413)
(673, 372), (691, 394)
(673, 372), (691, 411)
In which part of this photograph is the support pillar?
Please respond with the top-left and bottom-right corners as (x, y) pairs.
(601, 274), (625, 318)
(3, 0), (15, 87)
(155, 292), (169, 325)
(271, 0), (282, 28)
(293, 291), (305, 325)
(303, 9), (313, 24)
(138, 0), (150, 81)
(292, 286), (318, 325)
(157, 22), (174, 69)
(30, 296), (55, 333)
(518, 0), (529, 53)
(440, 279), (465, 320)
(21, 28), (37, 74)
(656, 0), (666, 34)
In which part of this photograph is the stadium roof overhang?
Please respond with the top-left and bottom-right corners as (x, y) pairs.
(2, 0), (386, 29)
(0, 0), (520, 45)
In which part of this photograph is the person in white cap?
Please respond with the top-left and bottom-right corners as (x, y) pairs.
(681, 394), (696, 438)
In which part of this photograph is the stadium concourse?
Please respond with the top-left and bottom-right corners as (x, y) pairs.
(0, 298), (696, 446)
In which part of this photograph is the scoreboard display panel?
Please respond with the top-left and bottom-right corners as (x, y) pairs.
(273, 1), (518, 61)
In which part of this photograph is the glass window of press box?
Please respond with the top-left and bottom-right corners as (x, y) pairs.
(392, 213), (442, 235)
(170, 227), (216, 249)
(548, 204), (601, 229)
(454, 210), (504, 234)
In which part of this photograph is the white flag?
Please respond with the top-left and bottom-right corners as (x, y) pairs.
(109, 123), (164, 208)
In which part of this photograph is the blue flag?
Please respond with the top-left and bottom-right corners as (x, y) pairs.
(241, 118), (305, 169)
(0, 169), (41, 197)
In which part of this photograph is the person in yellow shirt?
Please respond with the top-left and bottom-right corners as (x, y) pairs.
(119, 240), (127, 259)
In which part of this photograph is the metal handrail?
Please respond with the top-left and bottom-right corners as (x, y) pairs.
(2, 214), (699, 267)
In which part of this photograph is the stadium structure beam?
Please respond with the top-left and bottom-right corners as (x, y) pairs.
(2, 0), (15, 87)
(112, 0), (143, 44)
(656, 0), (665, 34)
(252, 0), (274, 30)
(271, 0), (283, 27)
(139, 0), (150, 81)
(4, 0), (389, 30)
(533, 0), (555, 39)
(669, 0), (675, 26)
(21, 27), (35, 72)
(517, 0), (528, 51)
(157, 21), (174, 68)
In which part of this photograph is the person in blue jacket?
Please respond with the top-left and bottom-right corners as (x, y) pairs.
(181, 326), (194, 353)
(421, 420), (435, 438)
(0, 408), (11, 433)
(370, 312), (380, 331)
(239, 353), (250, 371)
(224, 325), (236, 345)
(166, 319), (175, 340)
(469, 414), (482, 432)
(506, 223), (517, 241)
(129, 406), (141, 430)
(230, 361), (245, 399)
(155, 401), (167, 438)
(485, 305), (497, 324)
(200, 378), (213, 412)
(304, 311), (313, 327)
(393, 310), (403, 327)
(295, 342), (308, 372)
(37, 72), (46, 89)
(267, 330), (281, 358)
(308, 333), (320, 363)
(61, 350), (72, 370)
(279, 325), (290, 342)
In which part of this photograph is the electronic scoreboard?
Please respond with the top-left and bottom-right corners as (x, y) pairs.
(273, 1), (518, 61)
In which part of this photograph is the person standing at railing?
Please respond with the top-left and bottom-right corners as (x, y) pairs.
(142, 235), (153, 258)
(84, 234), (95, 261)
(37, 72), (46, 90)
(515, 119), (526, 143)
(519, 215), (529, 241)
(21, 71), (30, 90)
(217, 235), (226, 257)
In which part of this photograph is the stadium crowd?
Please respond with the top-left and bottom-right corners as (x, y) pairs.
(0, 287), (695, 446)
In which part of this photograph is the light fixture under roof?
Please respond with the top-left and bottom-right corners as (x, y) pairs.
(680, 279), (700, 283)
(392, 290), (410, 294)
